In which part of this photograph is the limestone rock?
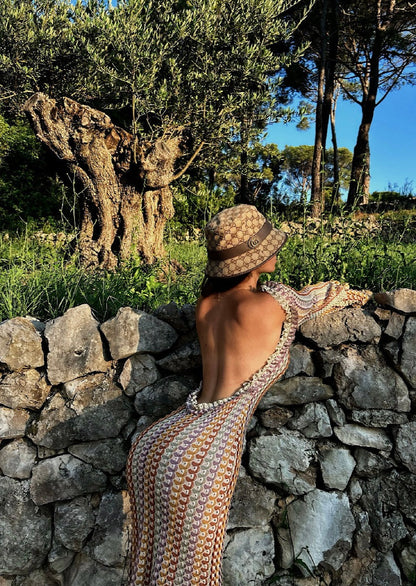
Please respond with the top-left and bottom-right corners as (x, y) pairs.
(375, 307), (392, 321)
(156, 339), (201, 373)
(300, 307), (381, 347)
(45, 305), (109, 385)
(334, 346), (410, 412)
(0, 477), (51, 574)
(248, 430), (316, 495)
(24, 316), (46, 334)
(0, 438), (36, 479)
(119, 353), (159, 396)
(286, 490), (355, 572)
(259, 406), (293, 429)
(394, 420), (416, 473)
(64, 552), (125, 586)
(0, 369), (51, 410)
(28, 375), (131, 449)
(375, 288), (416, 313)
(101, 307), (177, 359)
(152, 302), (191, 333)
(181, 303), (196, 331)
(401, 316), (416, 387)
(319, 446), (356, 490)
(334, 424), (392, 451)
(354, 510), (372, 557)
(15, 568), (61, 585)
(134, 375), (197, 418)
(48, 540), (75, 573)
(222, 526), (275, 586)
(373, 552), (402, 586)
(384, 339), (400, 363)
(287, 403), (332, 438)
(325, 399), (346, 427)
(384, 312), (406, 339)
(228, 474), (276, 529)
(68, 438), (127, 474)
(258, 377), (333, 410)
(397, 476), (416, 525)
(54, 496), (95, 551)
(338, 551), (377, 586)
(0, 406), (29, 439)
(131, 415), (158, 443)
(354, 448), (394, 477)
(281, 344), (314, 379)
(398, 536), (416, 581)
(361, 471), (409, 551)
(37, 445), (65, 459)
(332, 346), (410, 411)
(0, 317), (44, 371)
(351, 409), (408, 427)
(88, 491), (129, 568)
(349, 478), (363, 504)
(30, 454), (107, 505)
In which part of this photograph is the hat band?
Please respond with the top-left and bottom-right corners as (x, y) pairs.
(207, 220), (273, 261)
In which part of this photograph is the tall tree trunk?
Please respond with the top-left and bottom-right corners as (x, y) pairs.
(321, 0), (339, 154)
(24, 93), (187, 269)
(330, 86), (341, 206)
(311, 0), (328, 218)
(347, 29), (383, 207)
(238, 147), (250, 204)
(346, 111), (373, 207)
(236, 120), (252, 205)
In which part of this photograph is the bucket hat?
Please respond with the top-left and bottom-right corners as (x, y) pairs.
(205, 204), (287, 278)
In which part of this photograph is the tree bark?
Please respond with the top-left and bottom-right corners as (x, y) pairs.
(346, 24), (384, 207)
(311, 0), (328, 218)
(24, 93), (187, 269)
(330, 89), (341, 206)
(321, 0), (339, 154)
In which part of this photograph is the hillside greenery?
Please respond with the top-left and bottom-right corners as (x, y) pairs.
(1, 208), (415, 322)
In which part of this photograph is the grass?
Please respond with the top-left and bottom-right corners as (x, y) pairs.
(0, 213), (415, 323)
(0, 228), (206, 322)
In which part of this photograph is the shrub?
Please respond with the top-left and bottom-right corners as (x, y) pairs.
(0, 115), (64, 229)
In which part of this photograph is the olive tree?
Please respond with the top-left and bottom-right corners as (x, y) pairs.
(6, 0), (313, 268)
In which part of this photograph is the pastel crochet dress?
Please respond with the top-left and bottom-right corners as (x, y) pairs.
(126, 282), (370, 586)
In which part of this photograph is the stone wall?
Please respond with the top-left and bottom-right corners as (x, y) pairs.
(0, 289), (415, 585)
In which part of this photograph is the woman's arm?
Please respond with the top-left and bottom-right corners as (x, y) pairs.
(264, 281), (372, 325)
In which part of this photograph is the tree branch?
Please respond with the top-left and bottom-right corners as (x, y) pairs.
(159, 141), (205, 187)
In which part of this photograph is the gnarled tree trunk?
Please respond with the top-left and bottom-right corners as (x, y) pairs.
(24, 93), (187, 269)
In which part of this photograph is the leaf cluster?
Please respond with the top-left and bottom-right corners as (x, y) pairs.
(1, 0), (313, 145)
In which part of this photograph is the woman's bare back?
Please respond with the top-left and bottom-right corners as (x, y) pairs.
(196, 288), (286, 404)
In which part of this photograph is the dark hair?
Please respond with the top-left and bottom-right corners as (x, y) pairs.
(200, 273), (250, 297)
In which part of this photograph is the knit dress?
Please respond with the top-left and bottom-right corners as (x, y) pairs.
(126, 281), (370, 586)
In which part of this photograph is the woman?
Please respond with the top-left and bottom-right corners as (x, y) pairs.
(127, 204), (371, 585)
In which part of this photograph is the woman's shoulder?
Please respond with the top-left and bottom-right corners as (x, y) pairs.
(235, 290), (286, 327)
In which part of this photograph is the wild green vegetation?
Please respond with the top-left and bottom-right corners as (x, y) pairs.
(1, 209), (414, 322)
(0, 0), (415, 320)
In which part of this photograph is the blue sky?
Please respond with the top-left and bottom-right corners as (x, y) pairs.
(266, 83), (416, 194)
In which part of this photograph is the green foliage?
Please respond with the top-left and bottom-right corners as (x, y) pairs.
(1, 212), (415, 322)
(1, 0), (312, 140)
(273, 231), (416, 292)
(0, 115), (64, 228)
(278, 145), (353, 202)
(0, 224), (205, 321)
(0, 0), (86, 115)
(369, 190), (413, 203)
(169, 180), (234, 237)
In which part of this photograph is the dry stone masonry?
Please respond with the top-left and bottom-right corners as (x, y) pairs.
(0, 289), (416, 585)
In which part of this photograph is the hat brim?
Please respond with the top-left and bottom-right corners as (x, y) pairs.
(205, 227), (287, 278)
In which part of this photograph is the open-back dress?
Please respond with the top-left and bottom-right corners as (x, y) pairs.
(126, 281), (370, 586)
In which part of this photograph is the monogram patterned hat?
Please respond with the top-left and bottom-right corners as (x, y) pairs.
(205, 205), (287, 278)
